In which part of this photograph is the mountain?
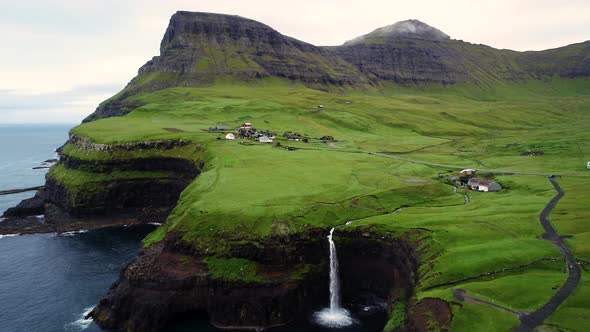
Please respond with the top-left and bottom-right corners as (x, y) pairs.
(140, 11), (362, 84)
(84, 12), (590, 121)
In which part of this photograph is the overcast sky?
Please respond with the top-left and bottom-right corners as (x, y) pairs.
(1, 0), (589, 124)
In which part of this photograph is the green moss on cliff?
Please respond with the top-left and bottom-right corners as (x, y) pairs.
(47, 163), (177, 191)
(384, 302), (406, 332)
(204, 256), (261, 282)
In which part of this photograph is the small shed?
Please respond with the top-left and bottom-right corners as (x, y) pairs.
(225, 133), (235, 140)
(241, 122), (253, 129)
(258, 135), (273, 143)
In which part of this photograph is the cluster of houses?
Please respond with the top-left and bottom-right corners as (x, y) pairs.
(212, 123), (277, 143)
(449, 169), (502, 192)
(209, 122), (337, 150)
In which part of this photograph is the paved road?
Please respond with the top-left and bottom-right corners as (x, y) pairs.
(517, 178), (581, 331)
(335, 147), (585, 328)
(452, 178), (581, 330)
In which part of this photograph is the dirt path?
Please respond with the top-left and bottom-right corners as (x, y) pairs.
(516, 178), (581, 331)
(334, 147), (590, 178)
(452, 289), (523, 317)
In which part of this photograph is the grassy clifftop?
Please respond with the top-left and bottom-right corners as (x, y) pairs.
(64, 77), (590, 330)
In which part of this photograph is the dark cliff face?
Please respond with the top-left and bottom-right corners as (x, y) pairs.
(139, 11), (363, 85)
(327, 37), (468, 84)
(84, 12), (590, 122)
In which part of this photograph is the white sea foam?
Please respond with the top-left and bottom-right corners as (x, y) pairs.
(60, 229), (89, 236)
(0, 233), (20, 239)
(148, 222), (163, 226)
(64, 306), (94, 331)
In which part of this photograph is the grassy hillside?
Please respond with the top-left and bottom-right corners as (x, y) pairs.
(64, 77), (590, 330)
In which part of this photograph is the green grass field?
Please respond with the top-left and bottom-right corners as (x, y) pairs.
(54, 77), (590, 330)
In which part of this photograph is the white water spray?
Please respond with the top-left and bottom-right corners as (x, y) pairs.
(313, 228), (354, 328)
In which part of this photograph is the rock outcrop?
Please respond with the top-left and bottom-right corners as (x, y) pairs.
(0, 136), (205, 235)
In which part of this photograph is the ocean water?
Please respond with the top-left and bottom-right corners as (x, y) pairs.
(0, 124), (69, 215)
(0, 125), (165, 331)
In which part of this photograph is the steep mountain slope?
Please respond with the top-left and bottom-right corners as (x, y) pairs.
(85, 12), (590, 122)
(327, 19), (590, 85)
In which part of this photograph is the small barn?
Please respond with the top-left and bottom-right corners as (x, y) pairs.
(225, 133), (235, 140)
(467, 178), (502, 192)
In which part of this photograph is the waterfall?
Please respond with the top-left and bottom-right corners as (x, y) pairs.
(313, 227), (354, 327)
(328, 228), (340, 311)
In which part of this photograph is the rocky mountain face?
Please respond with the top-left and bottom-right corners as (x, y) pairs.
(84, 11), (590, 121)
(138, 12), (363, 85)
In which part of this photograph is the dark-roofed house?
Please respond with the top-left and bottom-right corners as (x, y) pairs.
(467, 178), (502, 192)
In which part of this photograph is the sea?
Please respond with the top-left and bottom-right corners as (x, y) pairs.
(0, 124), (385, 332)
(0, 125), (206, 332)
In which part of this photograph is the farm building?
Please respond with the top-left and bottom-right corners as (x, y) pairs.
(225, 133), (235, 140)
(467, 178), (502, 192)
(241, 122), (253, 129)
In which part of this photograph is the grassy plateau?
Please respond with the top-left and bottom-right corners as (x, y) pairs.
(54, 76), (590, 331)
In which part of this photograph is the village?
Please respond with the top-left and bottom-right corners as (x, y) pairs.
(449, 168), (502, 192)
(209, 121), (336, 151)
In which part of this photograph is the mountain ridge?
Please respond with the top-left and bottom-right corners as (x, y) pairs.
(84, 11), (590, 122)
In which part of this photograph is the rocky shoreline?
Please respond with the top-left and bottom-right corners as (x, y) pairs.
(1, 136), (202, 236)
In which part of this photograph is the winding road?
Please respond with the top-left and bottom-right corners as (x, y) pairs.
(517, 178), (581, 331)
(340, 146), (584, 328)
(451, 178), (581, 331)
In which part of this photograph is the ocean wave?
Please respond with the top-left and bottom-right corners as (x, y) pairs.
(64, 306), (94, 331)
(0, 233), (20, 239)
(60, 229), (89, 236)
(148, 222), (163, 226)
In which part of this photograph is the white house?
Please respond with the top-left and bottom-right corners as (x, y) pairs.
(225, 133), (235, 140)
(467, 178), (502, 192)
(587, 161), (590, 169)
(258, 135), (273, 143)
(460, 169), (477, 177)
